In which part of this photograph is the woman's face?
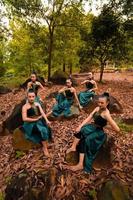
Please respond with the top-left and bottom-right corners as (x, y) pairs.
(98, 97), (108, 109)
(88, 72), (93, 80)
(28, 92), (35, 104)
(66, 79), (72, 87)
(31, 74), (36, 82)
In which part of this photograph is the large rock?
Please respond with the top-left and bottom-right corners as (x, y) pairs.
(50, 70), (68, 85)
(12, 128), (40, 151)
(3, 99), (26, 132)
(97, 180), (131, 200)
(0, 85), (12, 94)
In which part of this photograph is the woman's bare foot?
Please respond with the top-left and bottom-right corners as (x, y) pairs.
(66, 147), (76, 154)
(69, 164), (83, 171)
(43, 147), (51, 157)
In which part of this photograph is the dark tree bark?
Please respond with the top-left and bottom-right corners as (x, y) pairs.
(99, 61), (105, 82)
(63, 62), (66, 72)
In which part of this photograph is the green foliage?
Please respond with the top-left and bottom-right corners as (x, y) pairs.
(0, 192), (5, 200)
(118, 122), (133, 133)
(15, 150), (25, 159)
(88, 189), (97, 199)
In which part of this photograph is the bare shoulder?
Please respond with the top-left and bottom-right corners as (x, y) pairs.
(22, 103), (28, 111)
(71, 87), (76, 92)
(90, 80), (96, 84)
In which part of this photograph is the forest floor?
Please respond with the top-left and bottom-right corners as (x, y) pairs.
(0, 72), (133, 199)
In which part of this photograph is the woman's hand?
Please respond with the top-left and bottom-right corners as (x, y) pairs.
(76, 126), (81, 133)
(37, 115), (42, 120)
(46, 120), (51, 126)
(79, 105), (83, 110)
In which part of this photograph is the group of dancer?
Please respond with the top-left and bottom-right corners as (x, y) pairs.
(22, 72), (120, 173)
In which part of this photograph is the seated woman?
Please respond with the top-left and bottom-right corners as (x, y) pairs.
(27, 72), (45, 106)
(22, 89), (52, 157)
(66, 92), (120, 172)
(48, 79), (82, 118)
(78, 72), (98, 107)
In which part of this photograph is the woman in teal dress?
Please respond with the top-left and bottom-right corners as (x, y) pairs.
(48, 79), (82, 118)
(78, 72), (98, 107)
(27, 72), (45, 107)
(22, 89), (52, 157)
(66, 93), (120, 172)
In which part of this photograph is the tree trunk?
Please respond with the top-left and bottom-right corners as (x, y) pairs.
(48, 32), (54, 81)
(99, 62), (105, 82)
(69, 63), (72, 75)
(63, 62), (66, 72)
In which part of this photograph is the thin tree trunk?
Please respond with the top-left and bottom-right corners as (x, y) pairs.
(69, 63), (72, 75)
(99, 62), (105, 82)
(63, 62), (66, 72)
(48, 32), (53, 81)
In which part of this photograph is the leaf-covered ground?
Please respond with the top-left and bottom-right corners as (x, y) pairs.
(0, 72), (133, 199)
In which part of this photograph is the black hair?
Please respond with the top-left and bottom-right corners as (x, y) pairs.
(66, 78), (73, 85)
(31, 71), (37, 76)
(99, 92), (110, 108)
(28, 89), (35, 94)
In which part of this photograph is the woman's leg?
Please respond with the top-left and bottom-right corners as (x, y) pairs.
(66, 137), (80, 154)
(69, 153), (85, 171)
(42, 140), (50, 157)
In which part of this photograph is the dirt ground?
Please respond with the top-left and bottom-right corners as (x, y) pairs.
(0, 72), (133, 198)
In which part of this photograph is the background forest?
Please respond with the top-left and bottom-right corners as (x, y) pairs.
(0, 0), (132, 86)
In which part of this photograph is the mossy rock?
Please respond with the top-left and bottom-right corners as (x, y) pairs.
(97, 180), (131, 200)
(0, 85), (12, 94)
(93, 136), (114, 170)
(65, 151), (79, 165)
(12, 128), (40, 151)
(50, 70), (69, 84)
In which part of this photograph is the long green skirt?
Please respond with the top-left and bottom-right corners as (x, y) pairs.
(52, 93), (73, 117)
(78, 90), (95, 107)
(23, 119), (52, 144)
(76, 124), (106, 172)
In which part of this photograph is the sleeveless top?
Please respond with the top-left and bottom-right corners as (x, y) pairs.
(86, 81), (94, 90)
(27, 105), (41, 117)
(30, 82), (40, 96)
(93, 112), (107, 128)
(65, 89), (74, 99)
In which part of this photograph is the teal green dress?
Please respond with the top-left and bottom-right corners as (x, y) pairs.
(75, 112), (107, 172)
(52, 89), (74, 117)
(78, 82), (95, 107)
(22, 105), (51, 144)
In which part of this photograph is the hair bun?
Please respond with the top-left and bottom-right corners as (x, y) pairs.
(103, 92), (110, 97)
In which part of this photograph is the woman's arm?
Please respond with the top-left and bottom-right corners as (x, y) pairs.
(92, 80), (98, 92)
(73, 88), (82, 109)
(105, 113), (120, 132)
(37, 104), (51, 125)
(38, 82), (45, 90)
(81, 80), (88, 85)
(76, 107), (99, 132)
(22, 106), (41, 122)
(59, 87), (66, 94)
